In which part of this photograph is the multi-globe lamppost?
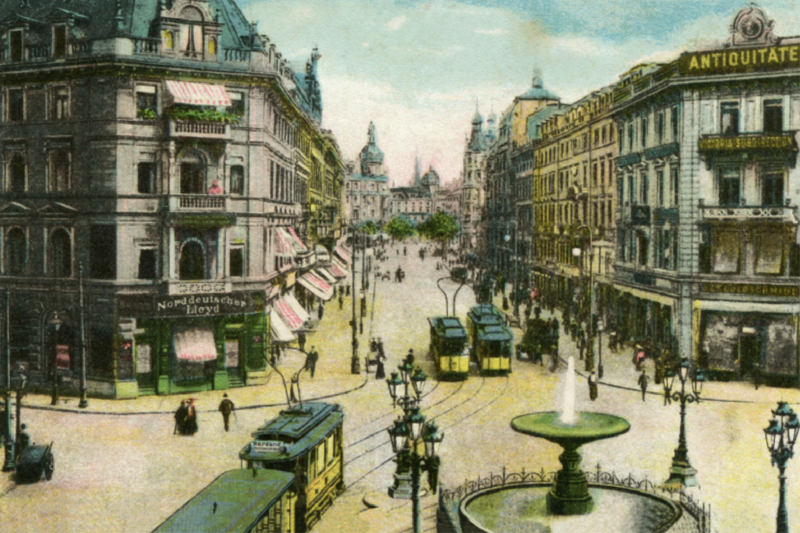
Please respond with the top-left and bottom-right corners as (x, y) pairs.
(662, 358), (704, 488)
(571, 225), (594, 372)
(349, 225), (364, 374)
(386, 353), (444, 533)
(764, 401), (800, 533)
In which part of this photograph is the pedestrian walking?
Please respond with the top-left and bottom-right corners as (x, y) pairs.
(588, 371), (598, 401)
(753, 363), (762, 390)
(377, 338), (385, 358)
(403, 246), (407, 256)
(309, 347), (319, 378)
(638, 369), (650, 402)
(174, 399), (188, 435)
(338, 293), (344, 310)
(635, 345), (646, 371)
(218, 394), (235, 432)
(375, 352), (386, 380)
(184, 399), (198, 435)
(318, 303), (324, 320)
(298, 332), (307, 353)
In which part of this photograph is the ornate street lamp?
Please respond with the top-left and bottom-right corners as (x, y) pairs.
(764, 401), (800, 533)
(663, 358), (705, 488)
(571, 225), (594, 372)
(386, 354), (443, 533)
(596, 319), (605, 379)
(2, 290), (14, 471)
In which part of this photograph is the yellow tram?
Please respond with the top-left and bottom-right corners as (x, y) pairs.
(467, 304), (513, 375)
(428, 316), (470, 380)
(239, 402), (344, 533)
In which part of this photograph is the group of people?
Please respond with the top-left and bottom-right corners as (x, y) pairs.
(173, 398), (199, 436)
(519, 308), (560, 370)
(369, 338), (387, 379)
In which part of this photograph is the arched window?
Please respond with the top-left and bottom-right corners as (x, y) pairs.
(180, 150), (206, 194)
(163, 30), (174, 50)
(5, 227), (26, 275)
(49, 228), (72, 277)
(8, 153), (25, 192)
(179, 240), (205, 280)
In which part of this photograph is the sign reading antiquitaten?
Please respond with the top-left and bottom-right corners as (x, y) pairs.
(679, 44), (800, 76)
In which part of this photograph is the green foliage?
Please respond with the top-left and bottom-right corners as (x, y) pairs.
(361, 220), (379, 235)
(137, 108), (157, 120)
(167, 105), (241, 124)
(384, 217), (415, 241)
(418, 212), (459, 243)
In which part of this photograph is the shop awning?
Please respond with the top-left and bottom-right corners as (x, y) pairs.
(274, 297), (304, 331)
(269, 310), (296, 343)
(334, 245), (352, 265)
(166, 80), (231, 106)
(287, 227), (309, 254)
(284, 293), (311, 324)
(329, 259), (348, 278)
(298, 272), (334, 301)
(174, 327), (218, 362)
(275, 228), (295, 257)
(315, 268), (337, 285)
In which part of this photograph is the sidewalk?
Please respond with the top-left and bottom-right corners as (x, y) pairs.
(508, 305), (800, 406)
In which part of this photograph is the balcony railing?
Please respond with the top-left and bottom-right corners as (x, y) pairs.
(168, 195), (227, 211)
(169, 119), (230, 140)
(132, 38), (160, 55)
(700, 204), (798, 223)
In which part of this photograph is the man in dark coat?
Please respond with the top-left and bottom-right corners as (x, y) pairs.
(218, 394), (235, 432)
(338, 293), (344, 310)
(184, 399), (198, 435)
(588, 371), (598, 401)
(638, 369), (650, 402)
(174, 400), (188, 435)
(318, 304), (324, 320)
(309, 347), (319, 378)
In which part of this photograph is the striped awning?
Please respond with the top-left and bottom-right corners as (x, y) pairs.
(284, 293), (310, 324)
(298, 272), (334, 301)
(269, 310), (296, 343)
(174, 327), (218, 362)
(334, 245), (351, 265)
(329, 259), (348, 278)
(274, 297), (303, 330)
(287, 227), (309, 254)
(166, 80), (231, 106)
(275, 228), (294, 257)
(315, 268), (337, 285)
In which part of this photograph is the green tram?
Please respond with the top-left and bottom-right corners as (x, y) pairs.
(428, 316), (470, 381)
(466, 304), (514, 375)
(239, 402), (344, 533)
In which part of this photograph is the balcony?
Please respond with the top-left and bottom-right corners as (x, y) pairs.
(169, 119), (231, 140)
(700, 204), (798, 223)
(168, 195), (227, 211)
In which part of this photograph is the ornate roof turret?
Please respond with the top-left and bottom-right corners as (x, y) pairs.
(422, 166), (440, 188)
(518, 69), (559, 101)
(468, 104), (486, 152)
(359, 122), (384, 175)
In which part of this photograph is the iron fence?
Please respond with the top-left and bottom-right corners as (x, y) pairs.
(439, 465), (719, 533)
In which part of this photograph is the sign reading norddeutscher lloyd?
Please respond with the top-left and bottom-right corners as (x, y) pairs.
(119, 292), (262, 318)
(679, 44), (800, 76)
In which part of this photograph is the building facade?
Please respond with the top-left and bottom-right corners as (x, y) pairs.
(389, 158), (440, 224)
(460, 109), (488, 252)
(613, 6), (800, 385)
(0, 0), (343, 398)
(344, 122), (390, 225)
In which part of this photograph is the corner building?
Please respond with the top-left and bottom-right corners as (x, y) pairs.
(613, 6), (800, 385)
(0, 0), (344, 398)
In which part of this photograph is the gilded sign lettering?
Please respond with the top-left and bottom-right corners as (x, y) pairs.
(679, 45), (800, 76)
(698, 135), (794, 151)
(702, 283), (800, 297)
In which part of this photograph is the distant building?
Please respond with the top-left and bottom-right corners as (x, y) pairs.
(460, 108), (488, 252)
(345, 122), (391, 224)
(389, 158), (440, 224)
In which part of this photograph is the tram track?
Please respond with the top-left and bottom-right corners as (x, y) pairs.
(344, 374), (511, 490)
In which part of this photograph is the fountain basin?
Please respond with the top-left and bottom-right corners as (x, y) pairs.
(511, 412), (630, 515)
(461, 484), (681, 533)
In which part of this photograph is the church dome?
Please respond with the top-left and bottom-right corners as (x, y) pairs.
(422, 166), (440, 187)
(360, 122), (384, 174)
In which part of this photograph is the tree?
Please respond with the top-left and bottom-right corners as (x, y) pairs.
(418, 212), (459, 258)
(384, 217), (415, 242)
(361, 220), (379, 235)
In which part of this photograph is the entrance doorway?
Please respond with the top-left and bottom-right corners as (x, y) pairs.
(740, 333), (761, 377)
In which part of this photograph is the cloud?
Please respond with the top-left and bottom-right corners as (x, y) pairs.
(476, 28), (504, 35)
(387, 15), (407, 30)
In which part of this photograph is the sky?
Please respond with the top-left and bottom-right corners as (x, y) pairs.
(238, 0), (800, 185)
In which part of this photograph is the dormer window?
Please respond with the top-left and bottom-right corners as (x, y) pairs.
(53, 25), (67, 59)
(9, 30), (23, 62)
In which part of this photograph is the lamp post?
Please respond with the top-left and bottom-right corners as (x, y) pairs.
(764, 401), (800, 533)
(350, 225), (361, 374)
(2, 290), (14, 471)
(78, 264), (88, 409)
(386, 353), (443, 533)
(504, 220), (519, 319)
(662, 358), (704, 488)
(596, 319), (604, 379)
(571, 225), (594, 372)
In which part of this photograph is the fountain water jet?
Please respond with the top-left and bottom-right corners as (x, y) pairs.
(560, 356), (576, 425)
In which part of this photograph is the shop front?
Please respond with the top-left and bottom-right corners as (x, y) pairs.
(118, 291), (268, 397)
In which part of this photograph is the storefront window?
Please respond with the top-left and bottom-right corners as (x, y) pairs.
(719, 168), (741, 207)
(762, 167), (784, 207)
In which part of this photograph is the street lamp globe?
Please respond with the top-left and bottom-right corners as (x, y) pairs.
(572, 247), (581, 257)
(765, 418), (783, 453)
(679, 358), (689, 382)
(423, 422), (444, 458)
(411, 369), (427, 399)
(386, 372), (403, 401)
(692, 369), (705, 395)
(399, 360), (414, 385)
(388, 419), (410, 453)
(504, 234), (510, 242)
(787, 413), (800, 448)
(664, 369), (675, 391)
(408, 408), (426, 441)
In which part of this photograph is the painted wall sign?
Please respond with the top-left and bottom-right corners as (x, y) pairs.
(699, 135), (795, 151)
(679, 44), (800, 76)
(702, 282), (800, 297)
(119, 292), (262, 318)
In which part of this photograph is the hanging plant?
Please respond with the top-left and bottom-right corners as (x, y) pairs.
(167, 105), (241, 124)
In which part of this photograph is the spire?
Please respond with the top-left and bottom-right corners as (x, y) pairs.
(414, 155), (422, 188)
(532, 67), (543, 89)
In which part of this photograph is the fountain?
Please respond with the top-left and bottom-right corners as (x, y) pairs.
(456, 357), (685, 532)
(511, 356), (630, 514)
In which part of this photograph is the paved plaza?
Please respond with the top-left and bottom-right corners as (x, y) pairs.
(2, 241), (798, 533)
